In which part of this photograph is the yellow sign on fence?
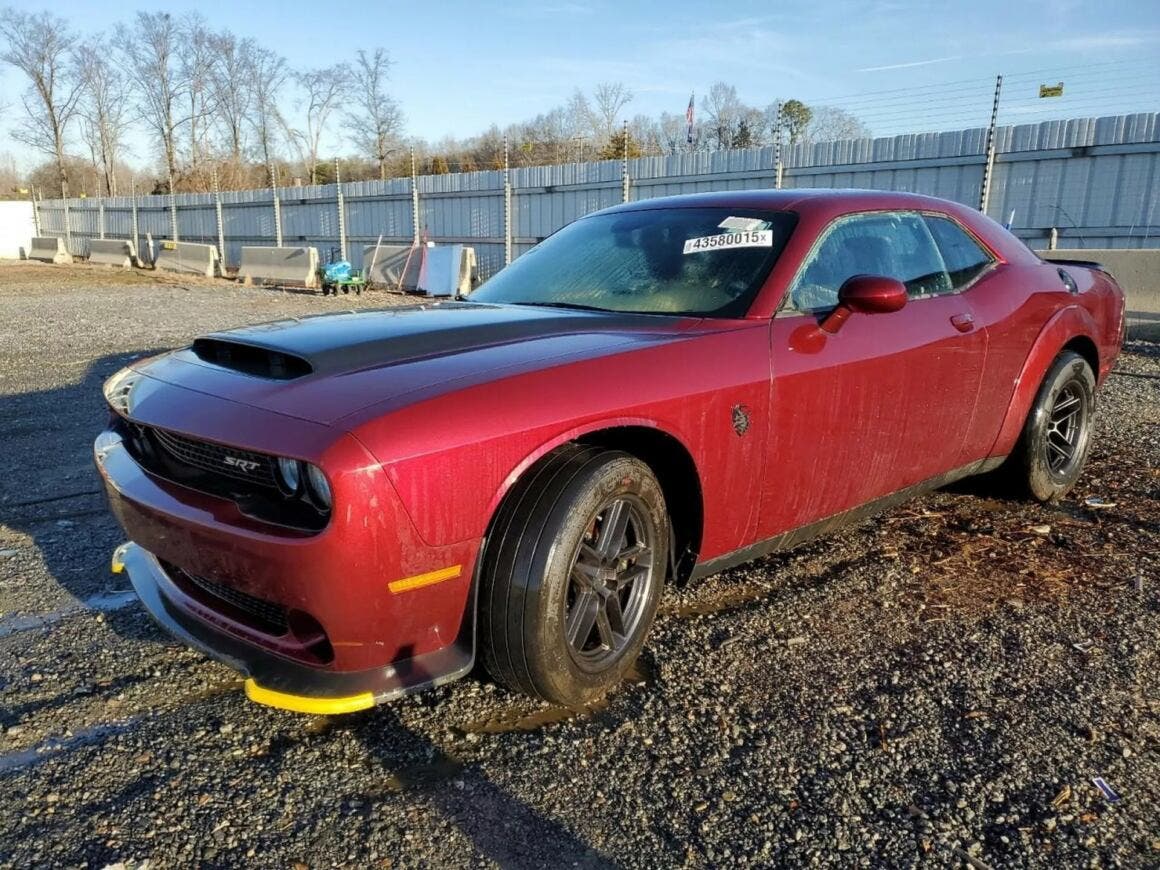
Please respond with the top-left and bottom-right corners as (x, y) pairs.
(1039, 83), (1064, 98)
(161, 241), (177, 251)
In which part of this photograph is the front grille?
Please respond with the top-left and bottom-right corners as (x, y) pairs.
(148, 426), (279, 490)
(116, 419), (328, 533)
(169, 564), (289, 635)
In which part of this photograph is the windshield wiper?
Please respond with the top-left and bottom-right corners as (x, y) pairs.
(507, 300), (610, 313)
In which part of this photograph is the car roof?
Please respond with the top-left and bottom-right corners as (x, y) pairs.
(600, 188), (973, 219)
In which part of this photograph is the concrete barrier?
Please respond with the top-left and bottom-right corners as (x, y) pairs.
(88, 238), (141, 270)
(238, 246), (319, 287)
(154, 241), (220, 277)
(28, 236), (71, 264)
(1044, 249), (1160, 340)
(0, 202), (35, 259)
(363, 244), (422, 291)
(418, 245), (478, 297)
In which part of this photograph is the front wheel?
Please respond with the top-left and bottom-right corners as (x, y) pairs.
(1012, 350), (1096, 502)
(480, 446), (669, 706)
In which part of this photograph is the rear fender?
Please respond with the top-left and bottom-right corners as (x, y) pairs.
(990, 305), (1099, 457)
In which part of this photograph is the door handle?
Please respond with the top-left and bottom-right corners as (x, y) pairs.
(950, 313), (975, 333)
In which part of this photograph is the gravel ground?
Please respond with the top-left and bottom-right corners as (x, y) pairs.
(0, 259), (1157, 869)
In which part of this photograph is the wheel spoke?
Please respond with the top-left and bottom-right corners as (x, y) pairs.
(595, 592), (626, 650)
(566, 589), (599, 648)
(1053, 405), (1081, 428)
(1052, 393), (1080, 415)
(611, 562), (649, 591)
(571, 560), (600, 587)
(615, 543), (652, 565)
(578, 543), (603, 565)
(596, 500), (631, 558)
(1046, 435), (1072, 464)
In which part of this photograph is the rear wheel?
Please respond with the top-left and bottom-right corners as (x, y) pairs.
(1011, 350), (1096, 502)
(480, 446), (669, 706)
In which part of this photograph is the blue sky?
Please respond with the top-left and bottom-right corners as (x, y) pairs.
(1, 0), (1157, 170)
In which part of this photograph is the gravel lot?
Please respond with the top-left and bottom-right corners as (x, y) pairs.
(1, 259), (1157, 868)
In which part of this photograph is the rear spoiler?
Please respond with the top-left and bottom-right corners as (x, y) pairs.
(1042, 257), (1110, 274)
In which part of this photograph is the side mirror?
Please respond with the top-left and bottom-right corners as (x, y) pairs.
(820, 275), (907, 333)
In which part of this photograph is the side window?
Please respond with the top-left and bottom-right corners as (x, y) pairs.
(924, 215), (994, 290)
(788, 212), (951, 311)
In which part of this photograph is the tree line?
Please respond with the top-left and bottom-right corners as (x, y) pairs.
(0, 8), (869, 200)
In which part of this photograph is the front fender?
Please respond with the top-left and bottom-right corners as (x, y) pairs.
(353, 324), (771, 555)
(478, 417), (698, 532)
(989, 305), (1099, 458)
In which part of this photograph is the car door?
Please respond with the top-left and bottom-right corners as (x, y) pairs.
(919, 212), (1034, 463)
(758, 210), (986, 541)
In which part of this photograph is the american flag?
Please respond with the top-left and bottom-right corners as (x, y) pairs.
(686, 93), (695, 144)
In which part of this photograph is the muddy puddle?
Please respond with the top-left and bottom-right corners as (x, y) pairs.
(660, 581), (777, 618)
(0, 589), (137, 639)
(378, 755), (465, 793)
(455, 656), (656, 736)
(0, 717), (141, 775)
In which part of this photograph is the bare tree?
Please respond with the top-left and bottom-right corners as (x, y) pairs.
(592, 81), (633, 142)
(179, 15), (217, 173)
(75, 36), (132, 196)
(0, 150), (23, 198)
(627, 113), (662, 156)
(656, 112), (687, 155)
(701, 82), (742, 150)
(209, 31), (254, 164)
(0, 8), (83, 197)
(248, 47), (288, 168)
(805, 105), (871, 143)
(351, 49), (403, 180)
(118, 12), (184, 181)
(285, 64), (351, 184)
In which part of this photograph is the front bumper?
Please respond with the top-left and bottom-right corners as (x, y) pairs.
(113, 541), (473, 713)
(93, 379), (482, 712)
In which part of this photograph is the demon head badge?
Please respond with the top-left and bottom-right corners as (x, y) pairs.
(731, 404), (751, 437)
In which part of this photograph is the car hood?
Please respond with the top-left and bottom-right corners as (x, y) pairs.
(134, 302), (706, 425)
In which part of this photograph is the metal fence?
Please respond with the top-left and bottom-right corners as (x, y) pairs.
(34, 112), (1160, 279)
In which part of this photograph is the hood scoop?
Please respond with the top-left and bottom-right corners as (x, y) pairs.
(191, 337), (313, 380)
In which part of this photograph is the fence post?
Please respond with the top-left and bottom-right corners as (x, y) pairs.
(63, 196), (73, 255)
(29, 186), (40, 236)
(98, 198), (106, 240)
(167, 169), (179, 241)
(212, 166), (226, 267)
(622, 119), (631, 203)
(335, 158), (348, 262)
(410, 146), (420, 246)
(773, 100), (784, 190)
(269, 163), (283, 248)
(979, 74), (1003, 214)
(130, 178), (140, 261)
(503, 136), (512, 266)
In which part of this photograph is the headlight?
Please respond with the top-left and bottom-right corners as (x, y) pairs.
(305, 463), (332, 510)
(103, 367), (141, 416)
(275, 456), (301, 495)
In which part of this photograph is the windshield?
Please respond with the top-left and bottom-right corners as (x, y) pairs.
(471, 207), (798, 317)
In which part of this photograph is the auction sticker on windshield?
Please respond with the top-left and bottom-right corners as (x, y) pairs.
(683, 230), (773, 254)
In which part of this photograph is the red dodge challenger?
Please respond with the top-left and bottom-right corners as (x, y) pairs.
(96, 190), (1125, 714)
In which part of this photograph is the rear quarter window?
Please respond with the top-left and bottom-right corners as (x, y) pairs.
(924, 215), (994, 290)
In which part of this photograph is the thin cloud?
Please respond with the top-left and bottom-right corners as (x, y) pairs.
(1047, 33), (1156, 50)
(859, 55), (962, 72)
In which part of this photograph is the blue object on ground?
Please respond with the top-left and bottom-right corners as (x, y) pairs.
(323, 261), (353, 283)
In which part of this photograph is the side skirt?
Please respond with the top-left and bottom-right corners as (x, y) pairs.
(690, 456), (1006, 581)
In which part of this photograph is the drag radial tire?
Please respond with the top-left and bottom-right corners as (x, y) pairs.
(480, 445), (669, 706)
(1012, 350), (1096, 502)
